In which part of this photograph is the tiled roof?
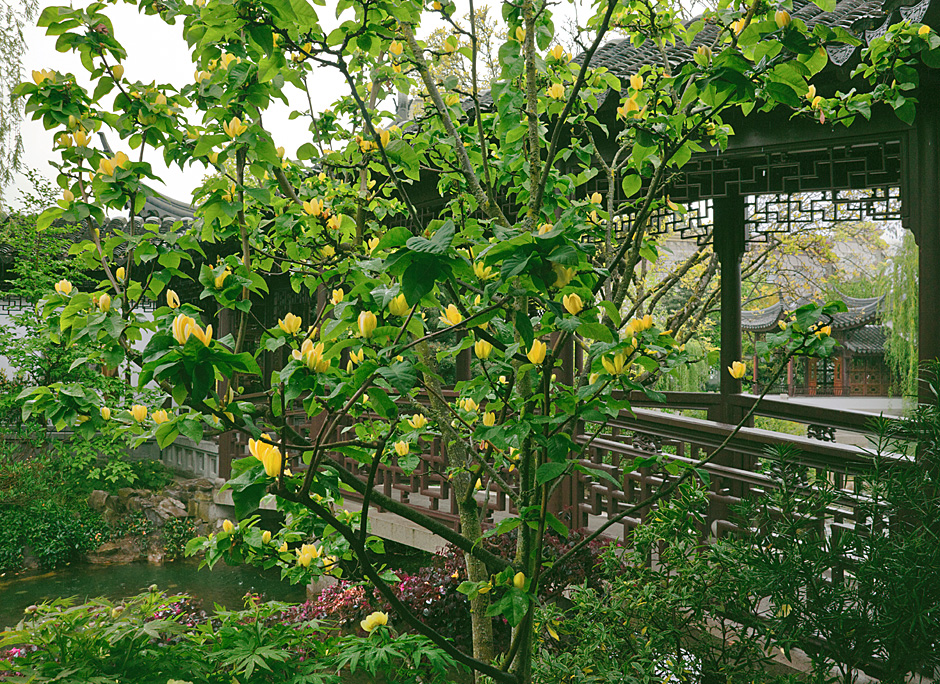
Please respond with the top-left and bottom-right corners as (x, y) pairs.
(742, 294), (884, 332)
(843, 323), (887, 353)
(583, 0), (930, 86)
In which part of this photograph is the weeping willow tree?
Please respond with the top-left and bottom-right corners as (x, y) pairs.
(0, 0), (37, 189)
(885, 231), (919, 398)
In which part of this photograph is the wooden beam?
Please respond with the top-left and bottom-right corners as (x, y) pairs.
(714, 193), (747, 412)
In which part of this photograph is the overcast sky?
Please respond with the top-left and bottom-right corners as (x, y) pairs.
(7, 1), (461, 209)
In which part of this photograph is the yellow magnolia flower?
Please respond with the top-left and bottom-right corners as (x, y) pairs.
(100, 406), (111, 421)
(58, 133), (72, 148)
(33, 69), (57, 85)
(537, 222), (553, 235)
(440, 304), (463, 327)
(546, 83), (565, 99)
(474, 339), (493, 360)
(919, 24), (931, 35)
(115, 267), (126, 281)
(111, 64), (124, 79)
(58, 187), (73, 205)
(358, 311), (378, 338)
(775, 10), (791, 28)
(154, 93), (167, 106)
(360, 611), (389, 633)
(550, 44), (565, 60)
(131, 404), (148, 422)
(279, 312), (302, 335)
(214, 267), (231, 289)
(390, 40), (404, 56)
(552, 264), (575, 288)
(152, 409), (169, 425)
(407, 414), (428, 429)
(590, 192), (602, 204)
(278, 542), (289, 553)
(482, 411), (496, 427)
(222, 117), (248, 138)
(513, 571), (526, 589)
(694, 45), (712, 64)
(514, 26), (526, 42)
(731, 18), (746, 34)
(167, 289), (180, 308)
(327, 215), (341, 231)
(811, 95), (823, 109)
(602, 351), (629, 376)
(55, 279), (73, 296)
(527, 339), (547, 365)
(394, 441), (410, 457)
(458, 397), (479, 412)
(172, 314), (195, 344)
(207, 151), (219, 164)
(806, 84), (817, 101)
(728, 361), (747, 379)
(618, 97), (640, 119)
(388, 294), (409, 316)
(562, 293), (583, 315)
(378, 128), (390, 147)
(249, 434), (283, 477)
(98, 293), (111, 313)
(816, 325), (832, 337)
(299, 340), (330, 372)
(222, 519), (235, 533)
(331, 288), (344, 305)
(303, 198), (323, 216)
(98, 158), (116, 177)
(73, 129), (89, 146)
(474, 261), (494, 280)
(629, 73), (644, 90)
(367, 237), (380, 253)
(261, 530), (272, 544)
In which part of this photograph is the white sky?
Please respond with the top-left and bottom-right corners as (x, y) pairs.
(7, 1), (466, 208)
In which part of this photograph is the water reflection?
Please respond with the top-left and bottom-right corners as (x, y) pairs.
(0, 562), (306, 629)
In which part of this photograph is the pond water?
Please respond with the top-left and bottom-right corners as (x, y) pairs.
(0, 561), (307, 629)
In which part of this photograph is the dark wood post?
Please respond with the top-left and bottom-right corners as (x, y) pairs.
(714, 192), (747, 420)
(914, 88), (940, 403)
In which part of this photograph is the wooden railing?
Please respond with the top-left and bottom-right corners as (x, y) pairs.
(221, 391), (909, 545)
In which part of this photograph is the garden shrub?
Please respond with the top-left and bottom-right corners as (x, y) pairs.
(164, 517), (199, 562)
(0, 589), (462, 684)
(0, 501), (108, 572)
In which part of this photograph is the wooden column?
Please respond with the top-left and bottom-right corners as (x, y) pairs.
(714, 192), (747, 420)
(914, 88), (940, 403)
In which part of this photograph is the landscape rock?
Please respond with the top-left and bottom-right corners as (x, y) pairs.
(87, 490), (109, 512)
(86, 536), (145, 565)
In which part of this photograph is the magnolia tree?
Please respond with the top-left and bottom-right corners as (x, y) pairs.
(15, 0), (938, 679)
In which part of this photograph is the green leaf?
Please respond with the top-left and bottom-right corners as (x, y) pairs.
(536, 462), (568, 485)
(578, 321), (614, 343)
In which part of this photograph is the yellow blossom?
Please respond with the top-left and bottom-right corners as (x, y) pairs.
(55, 279), (73, 296)
(215, 268), (231, 289)
(728, 361), (746, 379)
(116, 267), (126, 281)
(408, 414), (428, 429)
(474, 339), (493, 360)
(527, 339), (547, 365)
(806, 84), (817, 101)
(618, 97), (640, 119)
(458, 397), (479, 412)
(537, 222), (553, 235)
(100, 406), (111, 421)
(602, 351), (629, 376)
(300, 340), (330, 372)
(811, 95), (823, 109)
(278, 312), (303, 335)
(550, 44), (565, 60)
(167, 290), (180, 308)
(98, 293), (111, 313)
(279, 542), (288, 553)
(32, 69), (55, 85)
(390, 40), (404, 56)
(695, 45), (712, 64)
(367, 237), (380, 253)
(378, 128), (390, 147)
(112, 64), (124, 79)
(547, 83), (565, 99)
(919, 24), (931, 35)
(816, 325), (832, 337)
(552, 264), (575, 288)
(249, 434), (283, 477)
(630, 73), (643, 90)
(474, 262), (494, 280)
(331, 288), (344, 305)
(514, 572), (525, 589)
(563, 293), (583, 315)
(303, 199), (323, 216)
(483, 411), (496, 427)
(98, 158), (116, 177)
(775, 10), (791, 28)
(515, 26), (526, 41)
(590, 192), (602, 204)
(58, 133), (72, 148)
(394, 441), (410, 457)
(360, 611), (389, 633)
(358, 310), (378, 338)
(73, 129), (89, 146)
(327, 215), (341, 231)
(152, 409), (169, 425)
(261, 530), (272, 544)
(222, 117), (248, 138)
(131, 404), (148, 422)
(222, 519), (235, 533)
(388, 294), (409, 316)
(440, 304), (463, 327)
